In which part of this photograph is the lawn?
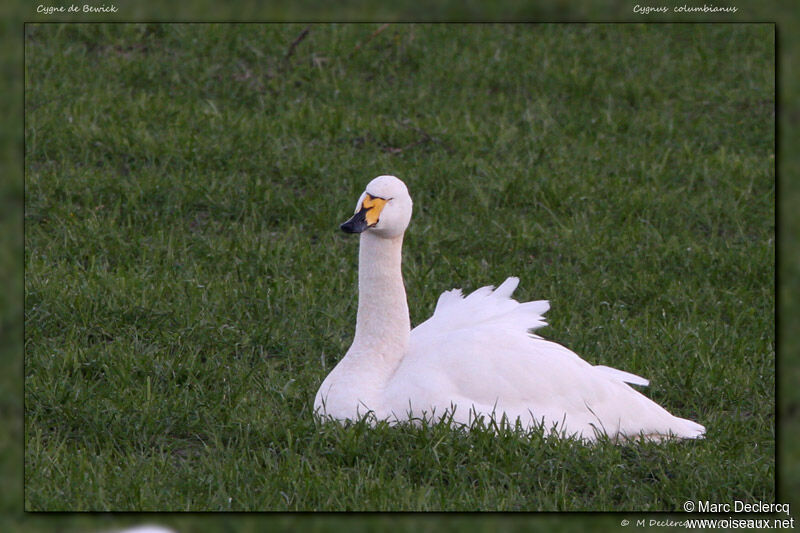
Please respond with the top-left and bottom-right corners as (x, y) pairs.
(24, 23), (774, 511)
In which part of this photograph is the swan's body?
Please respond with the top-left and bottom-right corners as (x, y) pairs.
(314, 175), (705, 441)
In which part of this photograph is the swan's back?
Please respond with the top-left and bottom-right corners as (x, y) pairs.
(388, 277), (705, 441)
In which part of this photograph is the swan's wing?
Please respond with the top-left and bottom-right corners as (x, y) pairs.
(412, 277), (651, 385)
(401, 278), (702, 439)
(414, 277), (550, 339)
(412, 277), (584, 370)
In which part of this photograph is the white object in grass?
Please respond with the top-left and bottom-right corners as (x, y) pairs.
(314, 175), (705, 442)
(109, 527), (177, 533)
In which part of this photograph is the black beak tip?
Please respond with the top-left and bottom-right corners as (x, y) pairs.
(340, 221), (357, 233)
(340, 207), (370, 234)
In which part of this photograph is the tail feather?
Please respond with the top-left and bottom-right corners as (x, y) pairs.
(594, 365), (650, 387)
(662, 417), (706, 440)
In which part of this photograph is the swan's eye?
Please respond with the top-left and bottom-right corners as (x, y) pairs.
(362, 193), (389, 227)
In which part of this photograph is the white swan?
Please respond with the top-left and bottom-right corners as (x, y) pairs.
(314, 175), (705, 441)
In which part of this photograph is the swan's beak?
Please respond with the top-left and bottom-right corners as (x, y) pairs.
(340, 193), (388, 234)
(340, 207), (369, 233)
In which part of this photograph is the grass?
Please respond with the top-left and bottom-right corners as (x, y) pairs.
(24, 23), (774, 511)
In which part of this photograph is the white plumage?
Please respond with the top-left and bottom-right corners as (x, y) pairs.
(314, 175), (705, 442)
(105, 527), (177, 533)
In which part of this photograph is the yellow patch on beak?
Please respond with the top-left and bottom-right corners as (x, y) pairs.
(362, 194), (388, 227)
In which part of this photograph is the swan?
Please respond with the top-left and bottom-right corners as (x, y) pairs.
(314, 175), (705, 441)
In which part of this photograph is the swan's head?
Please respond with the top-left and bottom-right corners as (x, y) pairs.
(340, 175), (413, 239)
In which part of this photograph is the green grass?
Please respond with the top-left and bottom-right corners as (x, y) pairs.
(24, 23), (774, 511)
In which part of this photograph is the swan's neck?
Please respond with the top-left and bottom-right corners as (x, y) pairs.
(351, 231), (410, 363)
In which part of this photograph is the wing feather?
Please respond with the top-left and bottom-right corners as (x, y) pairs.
(419, 277), (549, 338)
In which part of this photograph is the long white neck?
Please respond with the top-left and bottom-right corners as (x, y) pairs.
(350, 231), (410, 364)
(314, 230), (411, 416)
